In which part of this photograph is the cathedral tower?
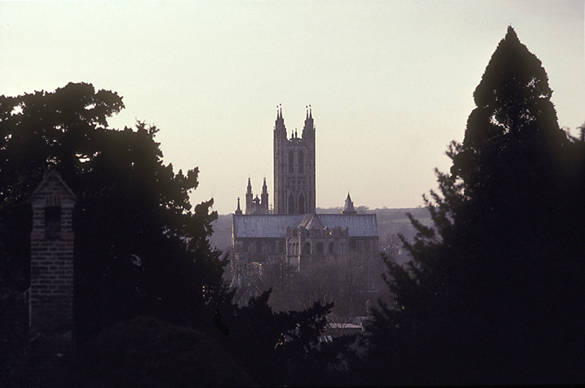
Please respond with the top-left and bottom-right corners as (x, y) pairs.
(273, 105), (316, 215)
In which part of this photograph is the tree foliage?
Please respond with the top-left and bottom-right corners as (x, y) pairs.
(217, 291), (333, 386)
(0, 82), (229, 343)
(74, 316), (256, 388)
(360, 27), (585, 385)
(0, 82), (336, 386)
(263, 254), (387, 324)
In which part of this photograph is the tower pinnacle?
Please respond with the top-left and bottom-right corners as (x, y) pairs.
(342, 193), (357, 214)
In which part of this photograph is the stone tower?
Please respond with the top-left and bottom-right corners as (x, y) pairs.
(273, 105), (316, 215)
(28, 170), (77, 386)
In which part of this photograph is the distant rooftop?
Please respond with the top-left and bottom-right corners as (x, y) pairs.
(232, 213), (378, 239)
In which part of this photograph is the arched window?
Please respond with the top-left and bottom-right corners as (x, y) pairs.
(349, 240), (357, 252)
(298, 194), (305, 215)
(288, 194), (296, 215)
(289, 151), (294, 173)
(303, 242), (311, 255)
(328, 242), (335, 255)
(298, 151), (304, 173)
(316, 242), (324, 254)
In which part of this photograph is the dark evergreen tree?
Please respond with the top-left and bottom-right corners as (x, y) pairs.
(360, 27), (585, 385)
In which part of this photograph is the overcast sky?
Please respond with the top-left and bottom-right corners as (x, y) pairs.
(1, 0), (583, 214)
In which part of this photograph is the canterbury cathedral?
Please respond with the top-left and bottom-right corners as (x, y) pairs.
(230, 106), (379, 293)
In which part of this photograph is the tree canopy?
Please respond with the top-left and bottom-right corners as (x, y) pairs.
(0, 82), (227, 342)
(359, 27), (585, 386)
(0, 82), (334, 386)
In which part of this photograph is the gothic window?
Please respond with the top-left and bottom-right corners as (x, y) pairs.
(288, 151), (294, 173)
(298, 194), (305, 215)
(44, 206), (61, 240)
(288, 194), (296, 215)
(328, 242), (335, 255)
(316, 242), (324, 254)
(256, 240), (262, 254)
(298, 151), (304, 173)
(303, 242), (311, 255)
(270, 241), (275, 254)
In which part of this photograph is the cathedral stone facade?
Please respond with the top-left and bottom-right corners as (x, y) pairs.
(231, 107), (379, 290)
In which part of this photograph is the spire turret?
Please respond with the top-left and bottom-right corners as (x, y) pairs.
(302, 104), (315, 140)
(235, 197), (242, 215)
(274, 104), (287, 138)
(342, 193), (357, 214)
(261, 177), (269, 212)
(245, 178), (253, 214)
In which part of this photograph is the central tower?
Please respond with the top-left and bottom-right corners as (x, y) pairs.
(273, 105), (316, 215)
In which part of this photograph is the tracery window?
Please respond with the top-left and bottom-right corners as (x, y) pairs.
(298, 194), (305, 215)
(289, 151), (294, 173)
(298, 151), (304, 173)
(288, 194), (296, 215)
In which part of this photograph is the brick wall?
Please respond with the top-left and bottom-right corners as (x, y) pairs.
(28, 170), (76, 387)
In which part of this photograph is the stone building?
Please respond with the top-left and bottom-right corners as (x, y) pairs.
(231, 107), (379, 291)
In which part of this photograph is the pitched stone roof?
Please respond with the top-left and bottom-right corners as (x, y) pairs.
(232, 213), (378, 238)
(233, 215), (304, 238)
(317, 214), (378, 237)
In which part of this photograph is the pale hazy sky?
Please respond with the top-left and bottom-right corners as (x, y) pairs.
(1, 1), (584, 214)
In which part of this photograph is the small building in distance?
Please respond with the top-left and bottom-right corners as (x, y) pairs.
(231, 106), (379, 292)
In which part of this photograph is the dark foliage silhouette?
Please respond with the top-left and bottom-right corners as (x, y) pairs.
(359, 27), (585, 386)
(0, 83), (336, 386)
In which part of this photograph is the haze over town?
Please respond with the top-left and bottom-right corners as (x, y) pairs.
(1, 0), (583, 214)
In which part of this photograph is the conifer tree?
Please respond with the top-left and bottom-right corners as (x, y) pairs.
(360, 27), (585, 386)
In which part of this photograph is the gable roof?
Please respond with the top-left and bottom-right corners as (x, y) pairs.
(29, 170), (77, 202)
(298, 213), (325, 230)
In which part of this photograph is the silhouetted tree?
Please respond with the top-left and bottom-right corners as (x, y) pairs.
(217, 290), (333, 386)
(73, 316), (256, 388)
(0, 83), (231, 343)
(360, 27), (585, 386)
(0, 83), (337, 386)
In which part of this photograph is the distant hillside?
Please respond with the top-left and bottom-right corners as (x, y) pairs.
(208, 207), (432, 253)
